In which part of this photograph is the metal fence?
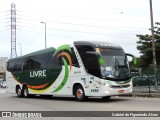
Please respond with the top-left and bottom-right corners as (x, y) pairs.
(132, 68), (160, 96)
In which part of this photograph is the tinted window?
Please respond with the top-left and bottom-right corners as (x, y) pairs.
(75, 45), (101, 77)
(25, 57), (41, 70)
(8, 59), (17, 71)
(17, 59), (24, 71)
(45, 51), (61, 69)
(75, 45), (94, 68)
(7, 51), (62, 71)
(84, 53), (101, 77)
(71, 48), (79, 68)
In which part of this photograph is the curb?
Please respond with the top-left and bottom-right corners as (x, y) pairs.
(121, 93), (160, 98)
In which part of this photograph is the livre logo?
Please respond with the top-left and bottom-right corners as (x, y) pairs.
(30, 70), (46, 78)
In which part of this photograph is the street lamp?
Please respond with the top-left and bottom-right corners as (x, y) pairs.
(40, 21), (47, 48)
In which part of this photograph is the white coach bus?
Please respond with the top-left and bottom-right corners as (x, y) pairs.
(6, 41), (136, 101)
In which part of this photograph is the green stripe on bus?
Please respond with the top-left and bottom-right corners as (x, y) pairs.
(53, 45), (71, 57)
(52, 57), (69, 93)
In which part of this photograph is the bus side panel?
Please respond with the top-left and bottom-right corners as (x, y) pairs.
(27, 66), (69, 95)
(49, 66), (71, 96)
(71, 75), (90, 96)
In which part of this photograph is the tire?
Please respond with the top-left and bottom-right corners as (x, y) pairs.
(75, 85), (86, 101)
(102, 96), (111, 101)
(22, 86), (29, 97)
(16, 86), (22, 97)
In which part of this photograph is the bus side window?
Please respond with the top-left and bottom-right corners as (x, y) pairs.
(47, 51), (61, 69)
(13, 60), (18, 71)
(75, 45), (101, 77)
(17, 59), (23, 71)
(58, 51), (63, 65)
(7, 60), (12, 72)
(71, 48), (80, 68)
(85, 53), (101, 78)
(75, 45), (94, 68)
(7, 61), (9, 71)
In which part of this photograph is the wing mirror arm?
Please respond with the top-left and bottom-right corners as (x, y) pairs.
(126, 53), (137, 65)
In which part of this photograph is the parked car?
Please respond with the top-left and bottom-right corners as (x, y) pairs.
(1, 81), (6, 88)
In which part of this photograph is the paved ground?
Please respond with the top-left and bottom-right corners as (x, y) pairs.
(0, 88), (160, 120)
(0, 88), (6, 93)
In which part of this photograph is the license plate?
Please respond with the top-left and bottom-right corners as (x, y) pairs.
(118, 90), (124, 93)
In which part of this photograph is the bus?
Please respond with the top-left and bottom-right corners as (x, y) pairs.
(6, 41), (136, 101)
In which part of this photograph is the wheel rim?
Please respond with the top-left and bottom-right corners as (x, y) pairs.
(24, 89), (28, 97)
(77, 88), (83, 99)
(17, 89), (21, 96)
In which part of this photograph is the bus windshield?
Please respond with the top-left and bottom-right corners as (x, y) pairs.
(99, 48), (131, 80)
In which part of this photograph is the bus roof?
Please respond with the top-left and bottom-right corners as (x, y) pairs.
(9, 47), (56, 60)
(74, 41), (122, 49)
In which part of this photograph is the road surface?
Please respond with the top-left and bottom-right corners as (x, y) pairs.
(0, 88), (160, 120)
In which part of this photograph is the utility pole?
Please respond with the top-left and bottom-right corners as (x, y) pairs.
(149, 0), (157, 89)
(10, 3), (17, 58)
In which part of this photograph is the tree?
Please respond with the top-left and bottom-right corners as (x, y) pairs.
(136, 22), (160, 68)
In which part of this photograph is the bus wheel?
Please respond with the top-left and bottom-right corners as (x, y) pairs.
(75, 85), (86, 101)
(102, 96), (111, 101)
(22, 86), (29, 97)
(16, 86), (22, 97)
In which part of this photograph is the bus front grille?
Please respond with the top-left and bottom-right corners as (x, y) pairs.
(110, 84), (130, 88)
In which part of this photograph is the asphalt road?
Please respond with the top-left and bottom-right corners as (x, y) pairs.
(0, 88), (160, 120)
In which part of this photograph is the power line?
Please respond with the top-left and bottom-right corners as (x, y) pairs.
(0, 29), (9, 31)
(19, 20), (147, 33)
(17, 13), (150, 28)
(17, 28), (137, 46)
(17, 9), (150, 23)
(15, 20), (147, 37)
(15, 16), (148, 34)
(17, 25), (136, 39)
(0, 8), (145, 47)
(17, 28), (82, 39)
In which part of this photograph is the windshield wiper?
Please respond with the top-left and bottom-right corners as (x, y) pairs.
(119, 66), (131, 78)
(113, 57), (120, 78)
(113, 57), (131, 78)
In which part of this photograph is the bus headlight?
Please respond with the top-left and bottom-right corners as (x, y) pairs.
(129, 81), (133, 86)
(105, 83), (110, 87)
(99, 79), (105, 85)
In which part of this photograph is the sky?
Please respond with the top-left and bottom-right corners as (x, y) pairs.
(0, 0), (160, 58)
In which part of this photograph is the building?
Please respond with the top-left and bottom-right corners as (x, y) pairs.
(0, 57), (8, 79)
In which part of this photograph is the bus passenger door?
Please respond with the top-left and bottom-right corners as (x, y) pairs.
(83, 54), (101, 96)
(75, 45), (101, 96)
